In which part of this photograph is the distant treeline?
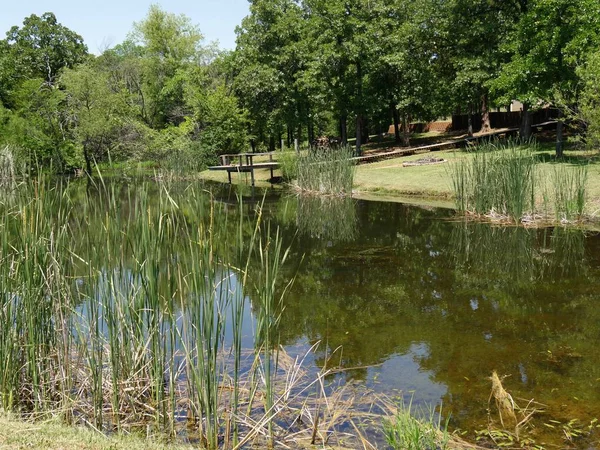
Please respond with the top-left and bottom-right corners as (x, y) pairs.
(1, 1), (600, 173)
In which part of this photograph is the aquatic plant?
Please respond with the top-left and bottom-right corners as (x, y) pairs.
(0, 176), (386, 449)
(552, 163), (588, 221)
(384, 396), (450, 450)
(295, 146), (355, 195)
(278, 149), (299, 181)
(449, 139), (536, 222)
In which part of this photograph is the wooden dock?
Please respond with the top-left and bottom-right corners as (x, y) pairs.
(209, 152), (279, 186)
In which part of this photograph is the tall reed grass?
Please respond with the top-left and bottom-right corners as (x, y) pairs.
(0, 177), (298, 448)
(552, 163), (588, 221)
(450, 140), (536, 222)
(296, 146), (355, 195)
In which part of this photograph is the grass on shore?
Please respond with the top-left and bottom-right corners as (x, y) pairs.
(0, 413), (191, 450)
(353, 143), (600, 205)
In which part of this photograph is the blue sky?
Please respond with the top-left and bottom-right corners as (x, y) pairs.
(0, 0), (250, 53)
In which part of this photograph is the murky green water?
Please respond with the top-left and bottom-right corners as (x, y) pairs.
(35, 178), (600, 447)
(215, 183), (600, 448)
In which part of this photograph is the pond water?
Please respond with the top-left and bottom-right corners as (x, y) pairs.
(207, 182), (600, 448)
(8, 177), (600, 448)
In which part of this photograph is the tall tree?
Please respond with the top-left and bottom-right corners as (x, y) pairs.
(129, 5), (204, 128)
(492, 0), (600, 155)
(1, 13), (87, 103)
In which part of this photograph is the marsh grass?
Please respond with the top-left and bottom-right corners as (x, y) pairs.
(384, 397), (450, 450)
(0, 176), (385, 449)
(552, 163), (588, 221)
(296, 146), (355, 195)
(450, 139), (592, 224)
(450, 140), (536, 222)
(278, 150), (299, 182)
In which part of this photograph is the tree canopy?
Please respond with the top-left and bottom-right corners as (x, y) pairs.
(1, 1), (600, 173)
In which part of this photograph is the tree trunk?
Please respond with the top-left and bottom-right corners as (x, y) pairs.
(556, 108), (564, 158)
(308, 106), (314, 144)
(355, 115), (362, 156)
(361, 117), (369, 144)
(250, 139), (256, 153)
(519, 102), (532, 140)
(83, 145), (92, 174)
(392, 105), (401, 144)
(401, 113), (410, 147)
(467, 105), (474, 138)
(340, 115), (348, 146)
(269, 136), (275, 152)
(481, 93), (491, 133)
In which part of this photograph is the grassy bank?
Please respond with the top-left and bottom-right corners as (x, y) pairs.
(0, 413), (191, 450)
(199, 143), (600, 215)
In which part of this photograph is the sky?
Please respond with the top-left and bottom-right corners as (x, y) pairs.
(0, 0), (250, 53)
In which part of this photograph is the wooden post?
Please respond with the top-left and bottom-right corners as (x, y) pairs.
(250, 154), (255, 186)
(228, 169), (232, 184)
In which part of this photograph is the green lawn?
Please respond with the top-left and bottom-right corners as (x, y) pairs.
(354, 144), (600, 213)
(0, 414), (191, 450)
(198, 142), (600, 216)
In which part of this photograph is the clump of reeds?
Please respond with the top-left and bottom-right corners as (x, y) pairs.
(450, 139), (536, 223)
(295, 146), (355, 195)
(0, 176), (389, 449)
(552, 163), (588, 222)
(384, 396), (450, 450)
(278, 150), (298, 181)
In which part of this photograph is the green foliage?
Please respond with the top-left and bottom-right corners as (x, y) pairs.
(450, 140), (537, 221)
(296, 146), (355, 195)
(384, 398), (450, 450)
(0, 12), (87, 107)
(578, 50), (600, 149)
(278, 150), (298, 181)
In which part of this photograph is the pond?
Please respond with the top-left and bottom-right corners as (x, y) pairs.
(216, 182), (600, 448)
(2, 177), (599, 448)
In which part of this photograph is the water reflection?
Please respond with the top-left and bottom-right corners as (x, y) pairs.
(10, 177), (599, 447)
(272, 199), (600, 447)
(278, 194), (358, 244)
(450, 223), (588, 291)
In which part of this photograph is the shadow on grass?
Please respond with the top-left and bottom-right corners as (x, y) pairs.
(533, 151), (600, 165)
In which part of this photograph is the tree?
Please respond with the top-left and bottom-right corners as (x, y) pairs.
(492, 0), (600, 155)
(234, 0), (308, 151)
(578, 50), (600, 150)
(374, 0), (445, 146)
(129, 5), (204, 128)
(62, 62), (135, 173)
(1, 13), (87, 105)
(184, 64), (248, 155)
